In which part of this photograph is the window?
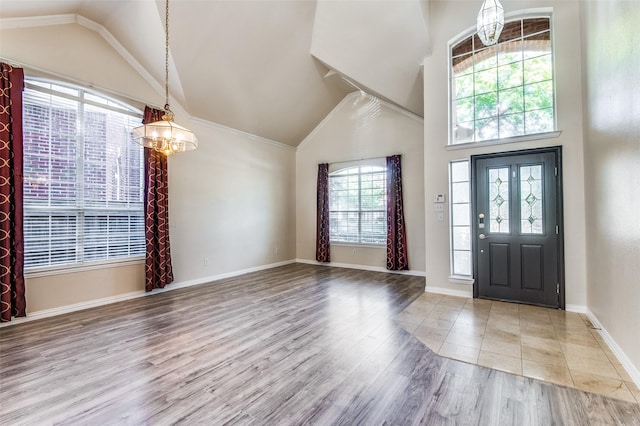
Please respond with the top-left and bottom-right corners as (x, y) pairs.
(450, 16), (555, 144)
(329, 164), (386, 244)
(450, 160), (471, 277)
(22, 79), (145, 270)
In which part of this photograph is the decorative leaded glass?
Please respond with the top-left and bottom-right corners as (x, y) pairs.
(520, 165), (543, 234)
(489, 167), (510, 233)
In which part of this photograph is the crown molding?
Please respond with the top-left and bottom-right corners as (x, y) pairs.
(0, 14), (75, 29)
(190, 116), (296, 152)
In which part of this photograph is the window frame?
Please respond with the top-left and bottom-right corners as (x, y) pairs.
(447, 10), (559, 148)
(328, 160), (387, 246)
(22, 78), (146, 276)
(449, 159), (473, 282)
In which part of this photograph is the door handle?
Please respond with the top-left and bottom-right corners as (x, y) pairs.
(479, 234), (488, 239)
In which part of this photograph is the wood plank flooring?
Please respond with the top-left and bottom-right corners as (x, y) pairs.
(1, 263), (639, 425)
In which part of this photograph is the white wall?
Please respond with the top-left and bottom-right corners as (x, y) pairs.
(168, 120), (296, 283)
(296, 92), (426, 273)
(580, 0), (640, 374)
(422, 0), (587, 306)
(1, 22), (296, 313)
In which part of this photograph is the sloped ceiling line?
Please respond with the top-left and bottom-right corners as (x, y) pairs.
(1, 0), (429, 149)
(0, 13), (297, 152)
(296, 91), (424, 153)
(0, 13), (165, 107)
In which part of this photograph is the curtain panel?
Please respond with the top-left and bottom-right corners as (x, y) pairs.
(386, 155), (409, 271)
(143, 106), (174, 291)
(0, 63), (26, 321)
(316, 163), (330, 263)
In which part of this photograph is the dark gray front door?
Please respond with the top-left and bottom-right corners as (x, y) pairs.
(472, 147), (564, 308)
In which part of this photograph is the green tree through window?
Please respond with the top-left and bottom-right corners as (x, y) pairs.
(450, 17), (555, 144)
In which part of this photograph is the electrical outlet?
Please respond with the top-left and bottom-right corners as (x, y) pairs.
(203, 257), (209, 266)
(437, 213), (444, 221)
(435, 204), (444, 212)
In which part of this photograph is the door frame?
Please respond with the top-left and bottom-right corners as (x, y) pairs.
(470, 146), (566, 309)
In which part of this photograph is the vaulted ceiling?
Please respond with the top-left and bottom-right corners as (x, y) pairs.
(0, 0), (430, 146)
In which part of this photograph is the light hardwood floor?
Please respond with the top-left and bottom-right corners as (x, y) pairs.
(1, 264), (639, 425)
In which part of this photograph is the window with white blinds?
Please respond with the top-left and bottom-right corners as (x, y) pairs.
(329, 165), (387, 245)
(22, 79), (145, 270)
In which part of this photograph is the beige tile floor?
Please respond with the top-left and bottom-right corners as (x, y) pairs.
(395, 292), (640, 404)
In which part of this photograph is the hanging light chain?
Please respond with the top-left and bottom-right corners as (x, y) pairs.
(131, 0), (198, 155)
(164, 0), (171, 114)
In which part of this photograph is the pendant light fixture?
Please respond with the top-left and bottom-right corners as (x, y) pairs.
(133, 0), (197, 156)
(476, 0), (504, 46)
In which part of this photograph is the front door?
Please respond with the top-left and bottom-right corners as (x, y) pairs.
(472, 147), (564, 308)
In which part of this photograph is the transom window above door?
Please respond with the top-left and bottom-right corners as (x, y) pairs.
(449, 15), (556, 145)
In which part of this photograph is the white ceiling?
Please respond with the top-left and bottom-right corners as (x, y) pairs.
(0, 0), (429, 146)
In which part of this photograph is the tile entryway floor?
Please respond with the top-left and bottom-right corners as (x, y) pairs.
(395, 292), (640, 404)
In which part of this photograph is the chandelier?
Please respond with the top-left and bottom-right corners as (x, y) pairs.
(476, 0), (504, 46)
(133, 0), (197, 156)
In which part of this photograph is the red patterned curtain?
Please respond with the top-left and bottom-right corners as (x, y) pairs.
(386, 155), (409, 271)
(143, 106), (174, 291)
(0, 63), (26, 321)
(316, 163), (330, 262)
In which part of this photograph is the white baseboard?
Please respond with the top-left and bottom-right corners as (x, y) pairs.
(0, 259), (296, 328)
(566, 304), (587, 313)
(424, 286), (473, 298)
(154, 259), (297, 293)
(1, 289), (147, 327)
(586, 309), (640, 389)
(294, 258), (426, 277)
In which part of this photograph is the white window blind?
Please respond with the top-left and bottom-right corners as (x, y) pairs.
(22, 80), (145, 270)
(329, 165), (387, 245)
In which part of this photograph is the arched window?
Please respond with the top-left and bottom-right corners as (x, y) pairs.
(22, 79), (145, 270)
(329, 164), (387, 244)
(449, 15), (555, 144)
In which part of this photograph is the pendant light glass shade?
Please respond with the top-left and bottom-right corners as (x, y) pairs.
(477, 0), (504, 46)
(132, 0), (197, 156)
(133, 109), (198, 156)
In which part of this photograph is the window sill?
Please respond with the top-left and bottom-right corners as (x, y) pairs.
(330, 242), (386, 249)
(25, 256), (145, 279)
(449, 275), (475, 285)
(446, 130), (561, 151)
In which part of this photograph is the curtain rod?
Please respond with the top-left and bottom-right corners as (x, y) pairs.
(326, 154), (402, 166)
(0, 57), (162, 111)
